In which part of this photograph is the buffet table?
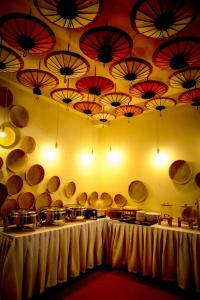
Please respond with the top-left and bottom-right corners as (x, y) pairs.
(0, 218), (200, 300)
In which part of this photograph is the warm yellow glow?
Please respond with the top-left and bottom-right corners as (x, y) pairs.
(107, 148), (122, 165)
(41, 145), (59, 163)
(0, 129), (6, 138)
(80, 150), (95, 167)
(153, 149), (170, 167)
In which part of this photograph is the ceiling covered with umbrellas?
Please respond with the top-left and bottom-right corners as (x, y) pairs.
(0, 0), (200, 124)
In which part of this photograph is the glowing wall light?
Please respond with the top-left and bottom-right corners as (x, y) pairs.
(153, 149), (170, 167)
(40, 144), (59, 163)
(80, 150), (95, 167)
(107, 147), (122, 165)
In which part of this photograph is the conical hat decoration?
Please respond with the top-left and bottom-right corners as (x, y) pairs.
(6, 174), (23, 195)
(114, 194), (127, 208)
(17, 192), (35, 209)
(35, 192), (52, 210)
(64, 181), (76, 198)
(169, 160), (192, 184)
(88, 191), (99, 207)
(47, 176), (60, 193)
(128, 180), (148, 203)
(51, 200), (63, 207)
(77, 192), (88, 206)
(0, 157), (3, 169)
(9, 105), (29, 128)
(6, 149), (28, 173)
(26, 164), (45, 186)
(0, 198), (18, 217)
(21, 136), (36, 153)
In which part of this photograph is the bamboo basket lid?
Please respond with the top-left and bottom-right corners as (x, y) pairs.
(26, 164), (45, 186)
(0, 122), (20, 149)
(6, 149), (28, 173)
(169, 160), (192, 184)
(6, 174), (23, 195)
(100, 192), (113, 208)
(17, 192), (35, 209)
(51, 200), (63, 207)
(77, 192), (88, 206)
(47, 176), (60, 193)
(88, 191), (99, 207)
(36, 192), (52, 210)
(114, 194), (127, 208)
(64, 181), (76, 198)
(0, 183), (8, 207)
(0, 198), (18, 217)
(21, 136), (36, 153)
(0, 157), (3, 169)
(182, 206), (197, 221)
(195, 172), (200, 187)
(128, 180), (148, 203)
(9, 105), (29, 128)
(0, 87), (13, 107)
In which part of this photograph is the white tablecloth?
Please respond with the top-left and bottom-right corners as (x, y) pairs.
(105, 220), (200, 293)
(0, 219), (107, 300)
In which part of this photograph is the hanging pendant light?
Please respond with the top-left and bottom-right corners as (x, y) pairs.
(152, 37), (200, 70)
(129, 80), (168, 99)
(73, 101), (102, 115)
(109, 57), (152, 82)
(145, 97), (176, 112)
(44, 50), (89, 83)
(169, 67), (200, 90)
(76, 76), (114, 96)
(34, 0), (102, 29)
(51, 88), (83, 105)
(100, 92), (131, 107)
(115, 105), (143, 118)
(16, 69), (59, 95)
(0, 13), (56, 56)
(179, 88), (200, 108)
(131, 0), (197, 39)
(79, 26), (133, 64)
(0, 45), (24, 73)
(92, 112), (115, 123)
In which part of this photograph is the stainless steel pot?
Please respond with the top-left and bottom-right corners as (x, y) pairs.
(4, 209), (38, 231)
(66, 205), (86, 220)
(38, 207), (66, 225)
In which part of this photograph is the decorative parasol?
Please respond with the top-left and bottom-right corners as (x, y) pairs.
(16, 69), (59, 95)
(145, 97), (176, 111)
(76, 76), (114, 96)
(73, 101), (102, 115)
(109, 57), (152, 82)
(129, 80), (168, 99)
(169, 67), (200, 90)
(34, 0), (102, 29)
(79, 26), (133, 63)
(116, 105), (143, 118)
(92, 112), (115, 123)
(131, 0), (197, 39)
(0, 45), (24, 72)
(0, 13), (56, 56)
(179, 88), (200, 108)
(100, 92), (131, 107)
(44, 50), (89, 83)
(51, 87), (83, 105)
(152, 37), (200, 70)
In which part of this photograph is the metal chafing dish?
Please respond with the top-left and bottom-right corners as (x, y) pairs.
(84, 208), (97, 220)
(4, 209), (37, 231)
(37, 206), (66, 226)
(65, 205), (86, 221)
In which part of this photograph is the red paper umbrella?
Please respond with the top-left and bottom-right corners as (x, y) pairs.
(76, 76), (114, 96)
(0, 45), (24, 73)
(44, 51), (89, 82)
(145, 97), (176, 111)
(153, 37), (200, 70)
(79, 26), (133, 63)
(129, 80), (168, 99)
(169, 67), (200, 90)
(116, 105), (143, 118)
(100, 92), (131, 107)
(179, 88), (200, 107)
(0, 13), (56, 56)
(73, 101), (102, 115)
(92, 112), (115, 123)
(34, 0), (102, 29)
(109, 57), (152, 82)
(51, 88), (83, 104)
(16, 69), (59, 95)
(131, 0), (196, 39)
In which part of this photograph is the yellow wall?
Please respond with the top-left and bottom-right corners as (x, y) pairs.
(0, 79), (200, 218)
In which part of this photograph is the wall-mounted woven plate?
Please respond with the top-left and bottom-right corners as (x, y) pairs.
(195, 172), (200, 188)
(26, 164), (45, 186)
(100, 192), (113, 208)
(6, 149), (28, 173)
(0, 183), (8, 207)
(9, 105), (29, 128)
(114, 194), (127, 208)
(128, 180), (148, 203)
(21, 136), (36, 153)
(35, 192), (52, 210)
(47, 176), (60, 193)
(88, 191), (99, 207)
(17, 192), (35, 209)
(169, 160), (192, 184)
(64, 181), (76, 198)
(0, 198), (18, 217)
(0, 122), (20, 149)
(6, 174), (23, 195)
(77, 192), (88, 206)
(51, 200), (63, 207)
(0, 157), (3, 169)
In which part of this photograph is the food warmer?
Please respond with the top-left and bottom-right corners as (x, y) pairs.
(37, 206), (66, 226)
(4, 209), (38, 231)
